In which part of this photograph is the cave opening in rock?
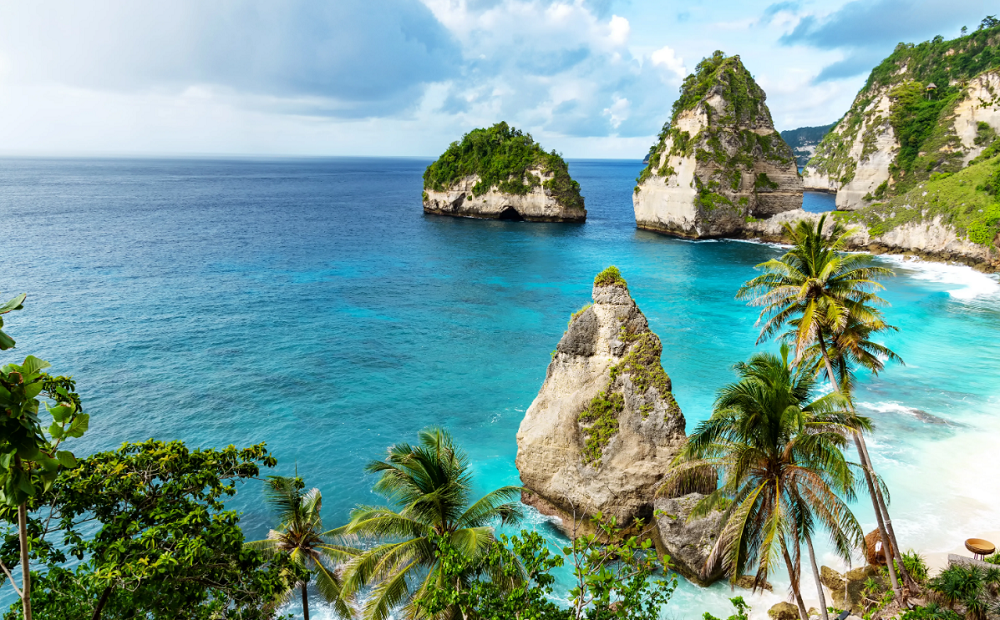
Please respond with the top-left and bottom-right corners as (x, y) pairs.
(498, 206), (524, 221)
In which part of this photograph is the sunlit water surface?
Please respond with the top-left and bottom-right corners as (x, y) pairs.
(0, 158), (997, 618)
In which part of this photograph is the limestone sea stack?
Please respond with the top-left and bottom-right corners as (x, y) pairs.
(422, 122), (586, 222)
(632, 51), (802, 238)
(515, 267), (722, 583)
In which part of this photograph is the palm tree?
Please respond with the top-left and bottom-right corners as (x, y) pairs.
(246, 476), (356, 620)
(736, 215), (911, 597)
(662, 347), (865, 620)
(338, 428), (524, 620)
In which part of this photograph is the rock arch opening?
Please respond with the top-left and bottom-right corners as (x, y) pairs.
(498, 206), (524, 221)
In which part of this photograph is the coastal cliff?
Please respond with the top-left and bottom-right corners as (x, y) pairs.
(632, 51), (802, 238)
(423, 122), (586, 222)
(515, 267), (721, 582)
(804, 22), (1000, 212)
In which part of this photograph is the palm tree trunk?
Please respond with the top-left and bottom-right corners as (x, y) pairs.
(781, 542), (810, 620)
(301, 582), (309, 620)
(815, 333), (902, 601)
(17, 502), (31, 620)
(805, 531), (830, 620)
(854, 432), (917, 593)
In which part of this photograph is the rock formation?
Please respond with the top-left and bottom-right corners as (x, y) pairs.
(820, 565), (876, 615)
(422, 122), (586, 223)
(804, 23), (1000, 211)
(515, 266), (721, 582)
(651, 494), (724, 586)
(632, 51), (802, 238)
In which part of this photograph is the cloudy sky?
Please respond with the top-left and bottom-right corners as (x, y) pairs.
(0, 0), (995, 158)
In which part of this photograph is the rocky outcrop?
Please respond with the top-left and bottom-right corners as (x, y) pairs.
(652, 494), (724, 586)
(767, 602), (799, 620)
(803, 87), (897, 211)
(423, 170), (586, 222)
(515, 267), (720, 581)
(820, 565), (876, 615)
(632, 52), (802, 238)
(804, 25), (1000, 211)
(422, 122), (586, 223)
(742, 206), (1000, 272)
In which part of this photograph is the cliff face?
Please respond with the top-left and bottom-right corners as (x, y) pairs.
(804, 24), (1000, 211)
(423, 168), (585, 222)
(423, 122), (586, 223)
(632, 52), (802, 238)
(516, 267), (721, 581)
(802, 87), (897, 210)
(743, 208), (999, 272)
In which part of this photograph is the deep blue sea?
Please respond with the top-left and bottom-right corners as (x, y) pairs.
(1, 157), (998, 618)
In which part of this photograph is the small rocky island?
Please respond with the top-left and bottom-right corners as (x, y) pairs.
(422, 122), (586, 222)
(515, 267), (722, 585)
(632, 51), (802, 238)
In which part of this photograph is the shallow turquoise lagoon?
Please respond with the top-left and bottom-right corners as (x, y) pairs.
(0, 157), (997, 617)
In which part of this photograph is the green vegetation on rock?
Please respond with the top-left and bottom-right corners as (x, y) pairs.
(808, 18), (1000, 194)
(594, 265), (627, 288)
(635, 51), (796, 221)
(844, 150), (1000, 247)
(423, 122), (584, 210)
(578, 306), (679, 467)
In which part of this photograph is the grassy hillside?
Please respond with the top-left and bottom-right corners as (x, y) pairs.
(423, 122), (583, 210)
(808, 18), (1000, 193)
(843, 147), (1000, 247)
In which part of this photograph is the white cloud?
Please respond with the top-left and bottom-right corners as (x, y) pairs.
(602, 95), (630, 129)
(650, 45), (687, 79)
(609, 15), (630, 46)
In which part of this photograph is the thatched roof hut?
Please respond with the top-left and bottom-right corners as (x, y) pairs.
(864, 529), (894, 566)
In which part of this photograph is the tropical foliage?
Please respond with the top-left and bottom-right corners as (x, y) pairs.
(246, 476), (356, 620)
(662, 345), (864, 619)
(337, 428), (524, 620)
(420, 516), (677, 620)
(2, 440), (300, 620)
(737, 214), (910, 602)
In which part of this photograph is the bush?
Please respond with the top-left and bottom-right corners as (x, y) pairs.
(594, 266), (627, 289)
(900, 549), (930, 584)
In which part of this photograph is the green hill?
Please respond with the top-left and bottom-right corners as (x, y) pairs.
(423, 122), (583, 210)
(808, 18), (1000, 196)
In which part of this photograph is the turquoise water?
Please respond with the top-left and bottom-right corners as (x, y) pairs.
(0, 157), (998, 618)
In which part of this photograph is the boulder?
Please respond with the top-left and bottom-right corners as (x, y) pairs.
(820, 565), (845, 591)
(633, 51), (802, 238)
(652, 494), (724, 586)
(768, 602), (799, 620)
(732, 574), (773, 592)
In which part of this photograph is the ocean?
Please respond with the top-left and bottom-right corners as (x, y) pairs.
(0, 157), (998, 618)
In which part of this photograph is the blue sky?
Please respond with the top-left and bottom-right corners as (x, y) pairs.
(0, 0), (995, 158)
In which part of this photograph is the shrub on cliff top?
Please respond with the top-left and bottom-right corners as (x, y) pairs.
(594, 266), (627, 288)
(422, 122), (584, 210)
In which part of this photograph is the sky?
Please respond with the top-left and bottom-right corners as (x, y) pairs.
(0, 0), (997, 158)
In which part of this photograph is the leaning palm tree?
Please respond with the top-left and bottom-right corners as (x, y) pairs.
(662, 347), (865, 620)
(246, 476), (356, 620)
(338, 428), (524, 620)
(736, 215), (911, 597)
